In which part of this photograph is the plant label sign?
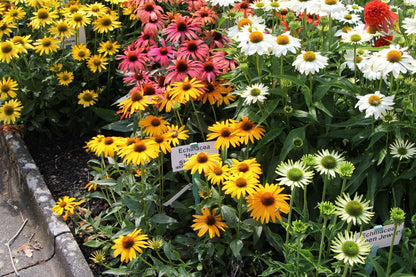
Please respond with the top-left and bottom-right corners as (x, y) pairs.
(63, 26), (87, 49)
(171, 141), (217, 172)
(359, 223), (404, 248)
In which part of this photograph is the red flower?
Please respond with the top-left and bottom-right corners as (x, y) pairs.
(374, 35), (393, 47)
(364, 0), (398, 32)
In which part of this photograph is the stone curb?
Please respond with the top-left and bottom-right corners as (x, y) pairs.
(1, 132), (94, 277)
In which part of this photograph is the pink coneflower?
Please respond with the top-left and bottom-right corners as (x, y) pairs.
(164, 17), (201, 43)
(211, 51), (237, 73)
(178, 40), (210, 61)
(143, 16), (166, 36)
(165, 58), (202, 84)
(187, 0), (207, 11)
(117, 46), (148, 73)
(204, 30), (232, 49)
(123, 70), (152, 86)
(148, 39), (176, 67)
(141, 81), (163, 101)
(232, 1), (254, 17)
(135, 0), (163, 23)
(135, 31), (157, 48)
(200, 60), (221, 82)
(191, 6), (218, 27)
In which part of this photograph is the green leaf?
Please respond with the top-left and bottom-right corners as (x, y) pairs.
(230, 239), (243, 259)
(121, 197), (140, 211)
(221, 205), (238, 227)
(83, 240), (106, 248)
(92, 107), (119, 122)
(278, 126), (307, 162)
(151, 214), (178, 224)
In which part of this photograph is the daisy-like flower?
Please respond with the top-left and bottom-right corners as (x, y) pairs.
(335, 193), (374, 225)
(165, 58), (202, 84)
(178, 39), (210, 61)
(389, 138), (416, 160)
(246, 183), (290, 224)
(87, 54), (108, 73)
(93, 13), (121, 33)
(364, 0), (398, 32)
(29, 7), (58, 29)
(89, 250), (106, 264)
(150, 133), (172, 154)
(230, 158), (263, 177)
(118, 88), (152, 117)
(360, 53), (385, 81)
(240, 83), (269, 105)
(71, 44), (91, 61)
(57, 71), (74, 86)
(183, 152), (221, 174)
(341, 49), (368, 72)
(11, 35), (34, 54)
(236, 25), (275, 56)
(0, 20), (17, 38)
(166, 125), (189, 147)
(314, 149), (344, 178)
(68, 12), (91, 29)
(402, 16), (416, 35)
(0, 41), (18, 63)
(292, 51), (329, 75)
(117, 46), (147, 73)
(355, 91), (394, 119)
(271, 31), (301, 58)
(98, 40), (120, 56)
(208, 0), (236, 7)
(206, 161), (230, 185)
(91, 136), (120, 158)
(0, 77), (18, 99)
(235, 117), (265, 144)
(285, 0), (321, 15)
(52, 196), (85, 221)
(0, 99), (23, 124)
(331, 231), (371, 266)
(333, 10), (362, 26)
(49, 20), (76, 40)
(34, 36), (60, 56)
(223, 172), (259, 199)
(4, 6), (26, 22)
(111, 229), (149, 263)
(191, 208), (228, 238)
(164, 17), (200, 43)
(139, 115), (169, 136)
(275, 160), (314, 189)
(118, 138), (160, 166)
(377, 45), (416, 78)
(78, 89), (99, 108)
(86, 2), (107, 17)
(227, 15), (265, 40)
(318, 0), (346, 17)
(168, 77), (205, 103)
(207, 119), (241, 150)
(200, 61), (221, 83)
(341, 25), (373, 45)
(148, 39), (176, 67)
(135, 1), (163, 23)
(191, 6), (218, 27)
(147, 237), (164, 250)
(85, 134), (105, 155)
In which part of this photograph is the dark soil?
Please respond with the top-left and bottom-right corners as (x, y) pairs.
(24, 133), (105, 276)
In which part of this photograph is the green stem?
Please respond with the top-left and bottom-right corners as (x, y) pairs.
(285, 186), (296, 244)
(353, 44), (357, 83)
(317, 217), (328, 268)
(237, 197), (243, 239)
(321, 174), (329, 203)
(190, 99), (205, 141)
(296, 235), (301, 275)
(340, 178), (347, 196)
(256, 54), (261, 81)
(138, 254), (158, 273)
(390, 73), (394, 95)
(159, 153), (164, 213)
(410, 242), (416, 272)
(386, 223), (399, 277)
(174, 108), (184, 126)
(341, 263), (349, 277)
(303, 185), (308, 220)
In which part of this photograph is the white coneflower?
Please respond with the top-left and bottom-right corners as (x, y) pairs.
(285, 0), (321, 15)
(314, 149), (344, 178)
(355, 91), (395, 119)
(292, 51), (328, 75)
(378, 45), (416, 78)
(331, 231), (371, 266)
(389, 138), (416, 160)
(402, 16), (416, 35)
(236, 25), (275, 56)
(240, 83), (269, 105)
(271, 31), (301, 57)
(334, 11), (362, 26)
(335, 193), (374, 225)
(208, 0), (236, 7)
(341, 49), (368, 71)
(345, 3), (363, 14)
(318, 0), (346, 17)
(227, 15), (265, 40)
(360, 53), (385, 81)
(275, 160), (314, 189)
(341, 25), (373, 45)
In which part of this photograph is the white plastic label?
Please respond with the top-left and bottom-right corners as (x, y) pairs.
(360, 223), (404, 248)
(170, 141), (218, 172)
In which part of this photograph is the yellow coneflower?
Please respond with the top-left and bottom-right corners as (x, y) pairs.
(149, 133), (172, 154)
(191, 208), (228, 238)
(49, 20), (76, 40)
(57, 71), (74, 86)
(92, 13), (121, 33)
(118, 138), (160, 166)
(118, 88), (152, 117)
(166, 125), (189, 147)
(0, 77), (18, 99)
(71, 43), (91, 61)
(87, 54), (108, 73)
(89, 250), (106, 264)
(50, 63), (63, 72)
(86, 2), (107, 18)
(0, 41), (19, 63)
(158, 89), (182, 112)
(205, 161), (230, 186)
(0, 99), (23, 124)
(139, 115), (169, 136)
(246, 183), (290, 224)
(98, 40), (120, 56)
(201, 81), (224, 105)
(229, 158), (262, 178)
(207, 119), (242, 150)
(34, 36), (60, 56)
(67, 11), (91, 29)
(4, 6), (26, 22)
(222, 172), (259, 199)
(111, 229), (149, 263)
(183, 152), (221, 175)
(235, 117), (265, 145)
(11, 35), (34, 54)
(29, 7), (58, 29)
(0, 20), (17, 38)
(51, 196), (85, 221)
(169, 77), (205, 103)
(77, 89), (98, 108)
(85, 134), (105, 154)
